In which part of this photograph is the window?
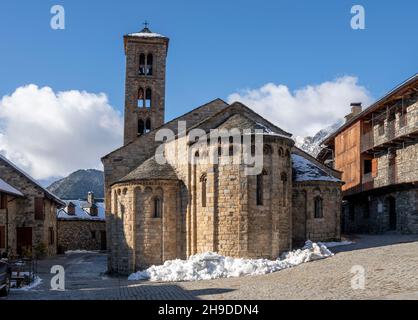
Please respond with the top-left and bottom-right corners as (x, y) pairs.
(139, 54), (146, 75)
(146, 54), (153, 75)
(256, 170), (267, 206)
(138, 119), (145, 135)
(49, 227), (54, 245)
(378, 122), (385, 136)
(0, 226), (5, 249)
(200, 174), (207, 207)
(364, 159), (372, 175)
(91, 231), (96, 240)
(399, 112), (407, 128)
(145, 89), (152, 108)
(34, 197), (45, 220)
(153, 197), (162, 218)
(314, 196), (323, 219)
(0, 193), (6, 210)
(138, 88), (145, 108)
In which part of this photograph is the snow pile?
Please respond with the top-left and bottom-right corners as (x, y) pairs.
(128, 241), (333, 282)
(65, 250), (98, 255)
(11, 276), (42, 291)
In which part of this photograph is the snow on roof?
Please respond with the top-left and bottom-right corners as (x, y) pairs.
(292, 154), (341, 183)
(127, 31), (167, 38)
(0, 178), (24, 197)
(57, 200), (105, 221)
(0, 154), (64, 206)
(126, 27), (167, 39)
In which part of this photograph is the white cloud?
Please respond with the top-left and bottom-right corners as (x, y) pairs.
(227, 76), (373, 138)
(0, 85), (123, 180)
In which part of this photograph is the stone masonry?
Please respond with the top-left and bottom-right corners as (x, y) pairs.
(102, 26), (343, 274)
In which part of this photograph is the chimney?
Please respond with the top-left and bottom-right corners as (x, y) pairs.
(67, 202), (76, 215)
(87, 191), (95, 205)
(345, 102), (363, 123)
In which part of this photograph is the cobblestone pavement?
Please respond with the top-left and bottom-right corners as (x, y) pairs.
(2, 234), (418, 300)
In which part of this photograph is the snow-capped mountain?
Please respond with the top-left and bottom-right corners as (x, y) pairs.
(295, 120), (343, 157)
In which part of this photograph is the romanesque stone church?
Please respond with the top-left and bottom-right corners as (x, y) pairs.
(102, 26), (343, 275)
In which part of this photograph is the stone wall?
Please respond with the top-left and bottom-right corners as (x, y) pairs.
(57, 220), (106, 252)
(292, 181), (342, 243)
(124, 36), (169, 144)
(0, 158), (58, 258)
(343, 188), (418, 234)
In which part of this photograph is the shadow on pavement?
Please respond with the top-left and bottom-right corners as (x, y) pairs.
(331, 234), (418, 254)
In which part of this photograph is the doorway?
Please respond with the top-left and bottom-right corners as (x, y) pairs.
(100, 231), (107, 251)
(387, 197), (397, 231)
(16, 227), (32, 256)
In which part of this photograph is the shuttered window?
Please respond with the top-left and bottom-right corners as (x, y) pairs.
(0, 226), (5, 249)
(0, 193), (6, 210)
(371, 158), (378, 178)
(34, 197), (45, 220)
(49, 227), (54, 245)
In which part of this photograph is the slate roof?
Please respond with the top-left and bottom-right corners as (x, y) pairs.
(126, 27), (168, 39)
(0, 178), (24, 197)
(216, 113), (291, 138)
(57, 200), (105, 221)
(117, 157), (179, 184)
(0, 154), (65, 206)
(292, 154), (342, 183)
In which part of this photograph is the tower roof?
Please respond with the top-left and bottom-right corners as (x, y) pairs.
(126, 25), (168, 39)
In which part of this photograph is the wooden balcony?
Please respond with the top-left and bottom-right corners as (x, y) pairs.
(361, 111), (418, 153)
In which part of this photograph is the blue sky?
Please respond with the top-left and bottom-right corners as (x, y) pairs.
(0, 0), (417, 181)
(1, 0), (417, 119)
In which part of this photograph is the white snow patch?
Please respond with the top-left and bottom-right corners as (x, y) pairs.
(320, 241), (354, 248)
(11, 276), (42, 291)
(128, 32), (166, 38)
(65, 250), (98, 255)
(128, 241), (333, 282)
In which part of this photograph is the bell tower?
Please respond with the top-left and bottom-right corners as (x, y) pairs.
(123, 23), (169, 145)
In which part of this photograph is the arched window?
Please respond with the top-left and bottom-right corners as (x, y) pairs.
(138, 119), (145, 135)
(256, 169), (267, 206)
(314, 196), (323, 219)
(145, 89), (152, 108)
(145, 119), (151, 133)
(229, 136), (234, 157)
(139, 54), (145, 75)
(263, 144), (272, 155)
(154, 197), (162, 218)
(146, 54), (153, 75)
(278, 147), (284, 157)
(137, 88), (144, 108)
(200, 174), (207, 207)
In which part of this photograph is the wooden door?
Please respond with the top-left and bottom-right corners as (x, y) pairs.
(16, 227), (32, 256)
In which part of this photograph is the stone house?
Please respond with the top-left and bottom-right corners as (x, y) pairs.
(102, 26), (343, 274)
(320, 74), (418, 234)
(56, 192), (106, 252)
(0, 154), (65, 258)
